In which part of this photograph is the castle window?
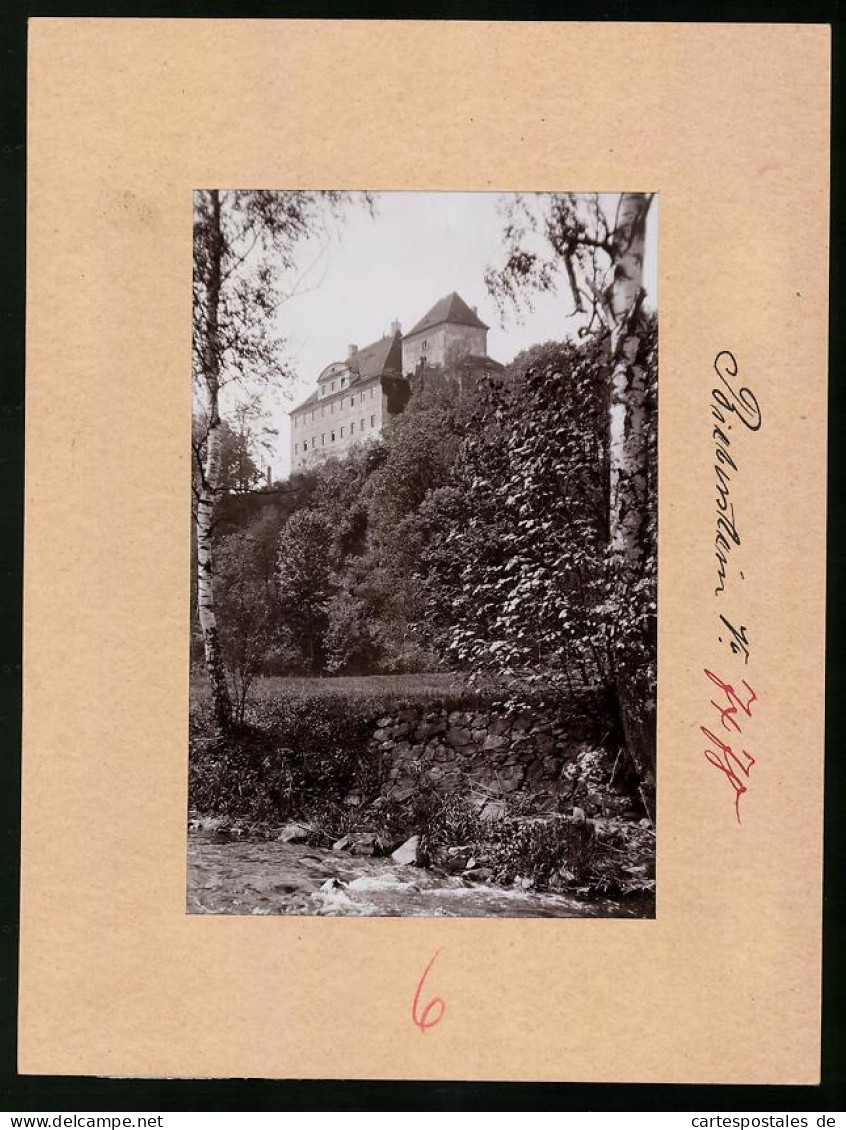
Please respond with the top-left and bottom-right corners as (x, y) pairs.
(331, 431), (335, 442)
(370, 414), (375, 427)
(303, 441), (308, 451)
(361, 418), (365, 430)
(422, 340), (428, 352)
(331, 381), (335, 392)
(340, 398), (345, 409)
(331, 402), (334, 413)
(350, 421), (355, 434)
(321, 434), (325, 446)
(294, 443), (298, 454)
(340, 426), (345, 438)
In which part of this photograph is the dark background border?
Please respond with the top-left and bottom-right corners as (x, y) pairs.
(1, 0), (842, 1111)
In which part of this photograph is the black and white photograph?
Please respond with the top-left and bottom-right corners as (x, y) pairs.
(188, 190), (658, 918)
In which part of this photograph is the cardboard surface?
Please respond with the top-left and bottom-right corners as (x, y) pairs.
(21, 20), (829, 1081)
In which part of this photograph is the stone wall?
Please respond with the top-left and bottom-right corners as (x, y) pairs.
(367, 702), (641, 820)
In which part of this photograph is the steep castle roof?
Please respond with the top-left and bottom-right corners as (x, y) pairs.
(405, 291), (489, 338)
(293, 329), (403, 414)
(347, 329), (403, 381)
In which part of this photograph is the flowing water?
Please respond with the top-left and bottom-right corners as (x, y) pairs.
(187, 832), (650, 918)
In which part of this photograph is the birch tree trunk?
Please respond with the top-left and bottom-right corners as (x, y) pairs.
(196, 190), (233, 732)
(607, 192), (655, 802)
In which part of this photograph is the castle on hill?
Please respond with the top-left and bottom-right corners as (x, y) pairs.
(288, 291), (503, 473)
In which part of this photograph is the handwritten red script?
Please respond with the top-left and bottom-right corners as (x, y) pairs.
(412, 950), (446, 1032)
(700, 668), (758, 823)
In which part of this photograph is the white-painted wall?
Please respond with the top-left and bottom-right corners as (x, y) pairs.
(402, 323), (487, 373)
(290, 377), (385, 472)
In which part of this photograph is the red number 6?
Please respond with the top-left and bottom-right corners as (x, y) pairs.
(412, 949), (446, 1032)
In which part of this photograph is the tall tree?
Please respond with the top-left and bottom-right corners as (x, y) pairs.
(276, 509), (334, 672)
(194, 190), (231, 731)
(218, 398), (277, 493)
(486, 192), (656, 801)
(419, 337), (618, 688)
(214, 522), (281, 725)
(603, 195), (656, 802)
(192, 188), (369, 730)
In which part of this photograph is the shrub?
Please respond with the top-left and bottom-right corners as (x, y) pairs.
(324, 592), (383, 675)
(485, 820), (566, 887)
(188, 693), (377, 825)
(417, 788), (483, 847)
(385, 783), (598, 891)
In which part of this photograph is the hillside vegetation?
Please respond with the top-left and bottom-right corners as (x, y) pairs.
(193, 329), (657, 730)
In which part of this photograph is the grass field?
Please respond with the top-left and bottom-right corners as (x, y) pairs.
(189, 671), (509, 716)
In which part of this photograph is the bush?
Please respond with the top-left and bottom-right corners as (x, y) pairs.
(324, 592), (383, 675)
(413, 786), (482, 847)
(188, 693), (377, 825)
(484, 816), (596, 887)
(389, 783), (598, 891)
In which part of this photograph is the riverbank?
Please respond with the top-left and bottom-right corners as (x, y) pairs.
(187, 831), (653, 918)
(187, 675), (655, 915)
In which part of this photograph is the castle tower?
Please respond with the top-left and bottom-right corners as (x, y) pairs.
(400, 291), (489, 374)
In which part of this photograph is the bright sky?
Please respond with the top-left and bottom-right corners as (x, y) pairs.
(264, 192), (658, 479)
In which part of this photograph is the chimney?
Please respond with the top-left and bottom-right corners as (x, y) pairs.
(471, 305), (478, 314)
(391, 319), (402, 335)
(347, 343), (358, 359)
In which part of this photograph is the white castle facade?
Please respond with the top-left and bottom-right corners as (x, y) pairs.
(289, 291), (502, 474)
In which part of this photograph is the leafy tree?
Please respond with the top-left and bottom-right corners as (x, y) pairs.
(485, 192), (656, 801)
(311, 444), (385, 562)
(363, 379), (465, 533)
(352, 379), (467, 669)
(324, 590), (382, 675)
(217, 399), (278, 493)
(276, 509), (335, 672)
(192, 189), (370, 729)
(215, 523), (281, 724)
(420, 337), (614, 680)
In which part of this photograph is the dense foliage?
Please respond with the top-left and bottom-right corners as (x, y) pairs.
(423, 324), (657, 715)
(188, 694), (374, 825)
(195, 325), (657, 753)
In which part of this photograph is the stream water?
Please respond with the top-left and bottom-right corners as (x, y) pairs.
(187, 832), (649, 918)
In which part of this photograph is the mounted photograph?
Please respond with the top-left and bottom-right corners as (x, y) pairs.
(188, 190), (658, 918)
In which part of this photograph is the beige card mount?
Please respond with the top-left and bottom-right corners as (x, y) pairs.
(21, 20), (829, 1082)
